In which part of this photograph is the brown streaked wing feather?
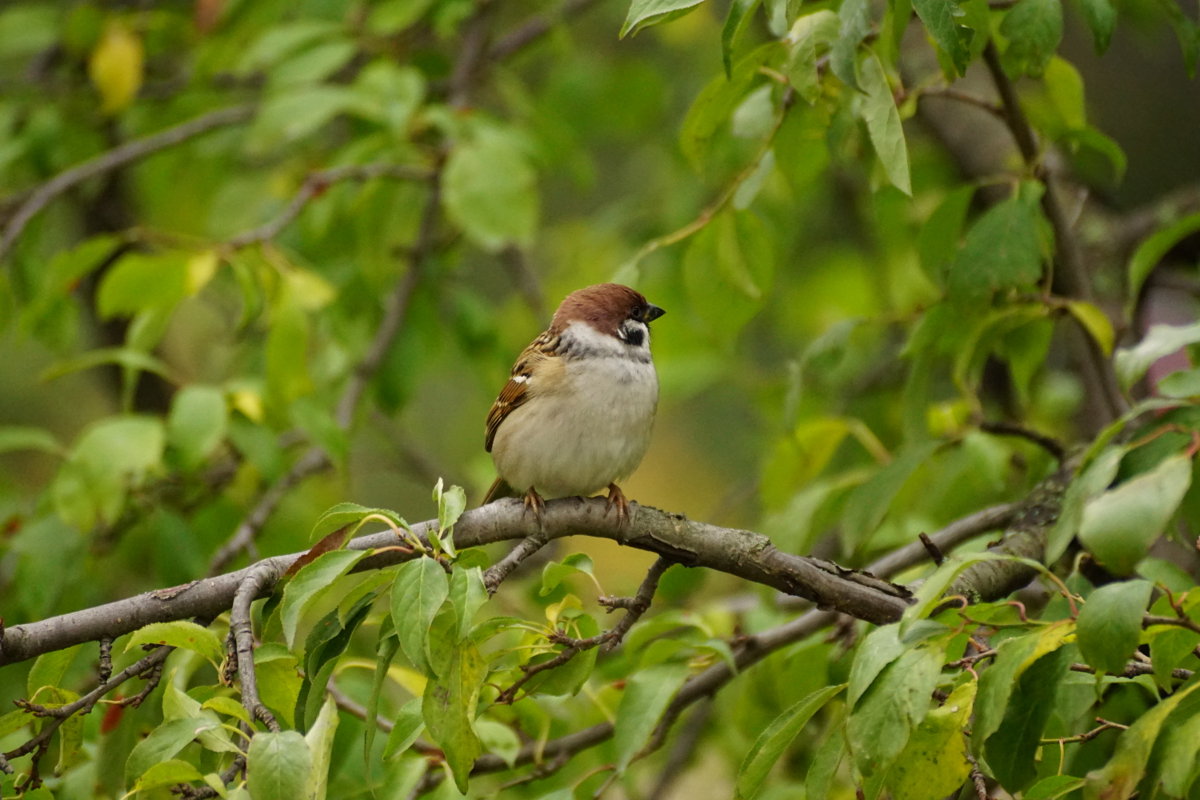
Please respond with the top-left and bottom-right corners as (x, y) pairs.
(484, 330), (558, 452)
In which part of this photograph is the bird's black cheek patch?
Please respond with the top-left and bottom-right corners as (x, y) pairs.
(622, 327), (644, 347)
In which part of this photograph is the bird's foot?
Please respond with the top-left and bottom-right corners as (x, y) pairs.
(522, 488), (546, 527)
(605, 483), (632, 527)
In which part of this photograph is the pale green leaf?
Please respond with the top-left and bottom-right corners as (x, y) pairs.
(614, 662), (691, 771)
(422, 631), (486, 792)
(1080, 452), (1194, 575)
(280, 549), (369, 649)
(126, 717), (220, 784)
(736, 684), (846, 798)
(911, 0), (972, 75)
(1076, 580), (1153, 674)
(126, 621), (224, 666)
(392, 556), (450, 675)
(620, 0), (707, 37)
(167, 385), (227, 469)
(442, 128), (538, 252)
(247, 731), (312, 800)
(857, 51), (911, 195)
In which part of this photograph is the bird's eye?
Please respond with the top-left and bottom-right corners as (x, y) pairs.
(630, 306), (644, 321)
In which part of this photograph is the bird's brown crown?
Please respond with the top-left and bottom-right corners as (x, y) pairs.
(550, 283), (653, 338)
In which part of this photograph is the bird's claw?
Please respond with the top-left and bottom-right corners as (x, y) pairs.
(605, 483), (631, 527)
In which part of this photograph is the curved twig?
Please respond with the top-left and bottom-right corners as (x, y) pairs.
(229, 562), (284, 732)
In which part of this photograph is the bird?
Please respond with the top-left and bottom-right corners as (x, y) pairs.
(483, 283), (665, 523)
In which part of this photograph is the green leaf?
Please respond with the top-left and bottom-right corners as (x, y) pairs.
(0, 426), (62, 456)
(1026, 775), (1088, 800)
(540, 553), (597, 596)
(1115, 321), (1200, 391)
(265, 298), (311, 407)
(126, 621), (224, 666)
(1083, 680), (1200, 799)
(384, 697), (426, 760)
(447, 566), (487, 638)
(682, 211), (775, 341)
(1147, 626), (1200, 689)
(40, 347), (176, 385)
(247, 731), (312, 800)
(830, 0), (871, 90)
(848, 625), (906, 706)
(888, 680), (975, 800)
(442, 127), (538, 252)
(391, 556), (450, 675)
(1126, 212), (1200, 317)
(846, 640), (947, 775)
(27, 646), (81, 699)
(1158, 366), (1200, 398)
(280, 549), (369, 649)
(857, 51), (911, 195)
(475, 718), (521, 768)
(917, 185), (975, 282)
(524, 623), (602, 698)
(131, 759), (205, 793)
(911, 0), (972, 75)
(125, 717), (221, 784)
(1158, 707), (1200, 796)
(311, 502), (406, 543)
(841, 441), (938, 553)
(901, 552), (1040, 633)
(972, 622), (1073, 752)
(783, 11), (840, 104)
(166, 385), (227, 470)
(1079, 452), (1194, 575)
(52, 415), (165, 530)
(679, 44), (772, 167)
(1065, 300), (1115, 356)
(97, 250), (196, 318)
(246, 86), (362, 152)
(947, 181), (1046, 300)
(1077, 0), (1115, 52)
(721, 0), (760, 77)
(999, 0), (1063, 77)
(735, 684), (846, 799)
(1075, 580), (1153, 674)
(620, 0), (707, 37)
(1046, 446), (1123, 563)
(422, 631), (486, 792)
(985, 646), (1070, 791)
(237, 21), (344, 73)
(614, 662), (691, 772)
(304, 697), (339, 800)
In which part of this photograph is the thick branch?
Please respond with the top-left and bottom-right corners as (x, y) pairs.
(1, 500), (914, 666)
(0, 104), (255, 263)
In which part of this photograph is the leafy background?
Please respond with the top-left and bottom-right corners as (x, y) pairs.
(2, 0), (1200, 797)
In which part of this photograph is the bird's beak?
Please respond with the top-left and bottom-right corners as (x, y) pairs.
(644, 304), (665, 322)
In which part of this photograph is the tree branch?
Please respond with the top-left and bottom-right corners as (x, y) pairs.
(230, 562), (284, 732)
(226, 163), (430, 250)
(1, 499), (918, 666)
(0, 104), (255, 264)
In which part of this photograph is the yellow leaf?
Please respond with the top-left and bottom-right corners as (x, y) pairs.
(186, 251), (220, 294)
(88, 21), (144, 114)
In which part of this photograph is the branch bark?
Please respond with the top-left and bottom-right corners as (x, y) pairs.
(1, 499), (917, 666)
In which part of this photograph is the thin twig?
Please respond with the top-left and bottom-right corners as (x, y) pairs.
(979, 420), (1067, 462)
(0, 104), (255, 263)
(4, 644), (174, 774)
(226, 163), (430, 249)
(919, 533), (946, 566)
(229, 562), (284, 732)
(484, 531), (550, 594)
(917, 86), (1005, 119)
(488, 0), (605, 62)
(600, 556), (671, 652)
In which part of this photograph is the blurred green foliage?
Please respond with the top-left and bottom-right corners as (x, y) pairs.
(2, 0), (1200, 796)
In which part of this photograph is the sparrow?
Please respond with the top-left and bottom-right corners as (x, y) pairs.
(483, 283), (666, 523)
